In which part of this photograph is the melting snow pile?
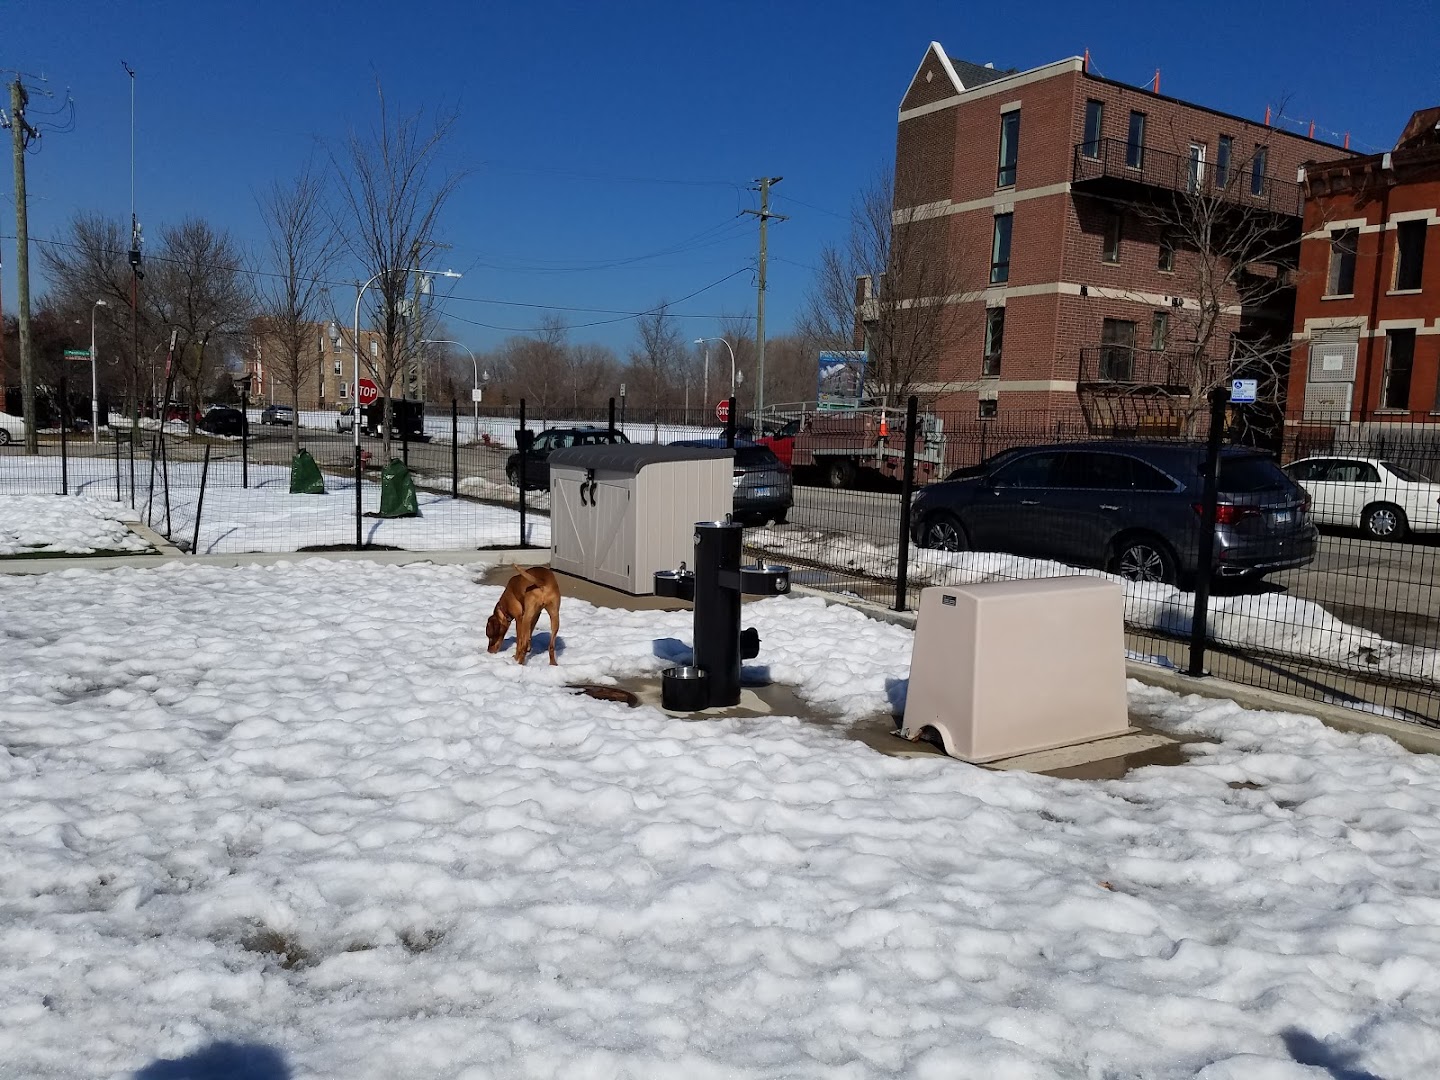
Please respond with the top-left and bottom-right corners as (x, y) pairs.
(0, 494), (152, 556)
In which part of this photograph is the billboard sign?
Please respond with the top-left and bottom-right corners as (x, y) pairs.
(817, 351), (867, 409)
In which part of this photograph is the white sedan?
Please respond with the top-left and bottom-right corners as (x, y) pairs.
(0, 411), (23, 445)
(1283, 456), (1440, 540)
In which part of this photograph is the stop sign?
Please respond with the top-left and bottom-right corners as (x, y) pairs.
(715, 399), (730, 423)
(357, 379), (380, 407)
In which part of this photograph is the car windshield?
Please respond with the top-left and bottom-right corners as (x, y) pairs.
(734, 446), (780, 469)
(1216, 454), (1290, 493)
(1383, 461), (1433, 484)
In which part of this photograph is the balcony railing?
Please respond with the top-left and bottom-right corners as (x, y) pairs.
(1072, 138), (1303, 218)
(1077, 346), (1228, 393)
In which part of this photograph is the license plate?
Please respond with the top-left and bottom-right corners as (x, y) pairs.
(1271, 510), (1293, 525)
(754, 487), (773, 498)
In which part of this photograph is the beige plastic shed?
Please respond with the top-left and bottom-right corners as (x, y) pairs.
(547, 443), (734, 594)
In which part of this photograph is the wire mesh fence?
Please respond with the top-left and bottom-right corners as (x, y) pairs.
(3, 399), (1439, 725)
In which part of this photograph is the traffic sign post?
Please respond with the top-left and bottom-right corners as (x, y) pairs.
(357, 379), (380, 408)
(715, 399), (730, 423)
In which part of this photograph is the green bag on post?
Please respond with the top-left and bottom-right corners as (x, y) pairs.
(379, 458), (420, 518)
(289, 449), (326, 494)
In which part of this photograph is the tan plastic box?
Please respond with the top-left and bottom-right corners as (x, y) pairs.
(901, 577), (1129, 762)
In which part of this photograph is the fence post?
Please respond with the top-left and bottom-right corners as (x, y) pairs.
(191, 443), (211, 554)
(354, 445), (363, 548)
(1187, 387), (1229, 677)
(114, 434), (122, 503)
(160, 433), (173, 539)
(128, 432), (136, 508)
(402, 410), (410, 468)
(146, 441), (158, 526)
(241, 385), (249, 489)
(451, 397), (459, 500)
(518, 398), (528, 547)
(608, 397), (616, 439)
(60, 375), (69, 496)
(895, 396), (919, 612)
(725, 397), (736, 449)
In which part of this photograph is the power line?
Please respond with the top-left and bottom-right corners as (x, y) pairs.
(772, 193), (848, 220)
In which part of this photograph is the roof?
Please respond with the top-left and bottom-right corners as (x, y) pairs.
(546, 443), (733, 474)
(1397, 106), (1440, 150)
(948, 58), (1018, 89)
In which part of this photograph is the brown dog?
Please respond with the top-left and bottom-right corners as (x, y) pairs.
(486, 565), (561, 665)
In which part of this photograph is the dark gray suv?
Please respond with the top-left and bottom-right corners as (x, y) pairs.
(910, 442), (1317, 585)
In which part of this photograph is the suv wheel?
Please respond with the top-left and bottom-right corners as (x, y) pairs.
(506, 465), (521, 488)
(0, 429), (10, 445)
(921, 513), (967, 552)
(1112, 536), (1177, 585)
(1362, 503), (1407, 542)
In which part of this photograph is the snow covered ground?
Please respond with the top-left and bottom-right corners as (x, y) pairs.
(0, 494), (152, 556)
(258, 408), (724, 448)
(3, 557), (1440, 1078)
(0, 458), (546, 553)
(751, 526), (1440, 688)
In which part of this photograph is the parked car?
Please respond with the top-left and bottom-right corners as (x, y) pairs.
(261, 403), (295, 426)
(506, 427), (630, 490)
(197, 406), (248, 438)
(670, 438), (793, 526)
(910, 442), (1317, 585)
(0, 411), (23, 445)
(336, 404), (357, 433)
(1283, 456), (1440, 541)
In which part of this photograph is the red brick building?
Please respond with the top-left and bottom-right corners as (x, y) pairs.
(889, 42), (1344, 437)
(1285, 107), (1440, 430)
(244, 321), (385, 410)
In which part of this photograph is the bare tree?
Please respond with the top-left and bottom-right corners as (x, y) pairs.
(1132, 133), (1312, 436)
(37, 212), (162, 422)
(145, 219), (252, 432)
(630, 303), (686, 433)
(799, 165), (980, 408)
(565, 342), (621, 413)
(255, 160), (338, 456)
(333, 84), (462, 458)
(497, 315), (570, 421)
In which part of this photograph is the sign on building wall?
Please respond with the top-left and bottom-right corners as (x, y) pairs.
(817, 351), (867, 409)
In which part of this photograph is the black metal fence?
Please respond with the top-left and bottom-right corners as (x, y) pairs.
(4, 399), (1439, 726)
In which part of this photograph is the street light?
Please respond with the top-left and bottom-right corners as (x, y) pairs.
(90, 299), (108, 444)
(420, 338), (483, 442)
(695, 336), (739, 415)
(351, 268), (461, 453)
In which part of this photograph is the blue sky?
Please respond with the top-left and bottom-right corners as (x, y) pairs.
(7, 0), (1437, 356)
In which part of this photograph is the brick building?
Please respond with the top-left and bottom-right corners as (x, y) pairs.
(889, 42), (1344, 439)
(244, 321), (385, 410)
(1285, 107), (1440, 430)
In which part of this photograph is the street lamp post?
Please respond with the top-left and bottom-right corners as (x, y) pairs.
(421, 338), (482, 442)
(90, 299), (108, 444)
(695, 336), (738, 413)
(351, 267), (461, 454)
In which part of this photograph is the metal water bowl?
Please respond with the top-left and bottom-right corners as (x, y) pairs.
(653, 569), (696, 600)
(661, 665), (709, 711)
(739, 563), (791, 595)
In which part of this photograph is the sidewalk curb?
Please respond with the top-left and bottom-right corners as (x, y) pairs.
(786, 583), (1440, 756)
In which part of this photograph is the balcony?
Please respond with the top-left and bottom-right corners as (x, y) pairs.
(1072, 138), (1303, 219)
(1076, 346), (1229, 436)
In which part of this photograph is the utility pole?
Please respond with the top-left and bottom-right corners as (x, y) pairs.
(124, 62), (143, 430)
(742, 177), (787, 421)
(9, 79), (37, 453)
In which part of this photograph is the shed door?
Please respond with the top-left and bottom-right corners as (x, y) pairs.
(589, 482), (632, 586)
(552, 475), (592, 567)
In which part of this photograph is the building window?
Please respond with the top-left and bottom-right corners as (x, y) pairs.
(1383, 329), (1416, 410)
(339, 382), (349, 399)
(982, 307), (1005, 376)
(1327, 228), (1358, 295)
(1102, 213), (1122, 263)
(1187, 143), (1206, 193)
(1216, 135), (1232, 187)
(333, 360), (343, 375)
(1250, 145), (1268, 197)
(1158, 229), (1176, 272)
(1126, 111), (1146, 169)
(1082, 100), (1103, 158)
(1151, 310), (1169, 352)
(990, 213), (1013, 284)
(978, 398), (998, 420)
(1395, 220), (1427, 291)
(1100, 318), (1136, 380)
(997, 110), (1020, 187)
(333, 336), (343, 352)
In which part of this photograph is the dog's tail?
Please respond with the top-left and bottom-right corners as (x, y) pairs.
(512, 563), (542, 587)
